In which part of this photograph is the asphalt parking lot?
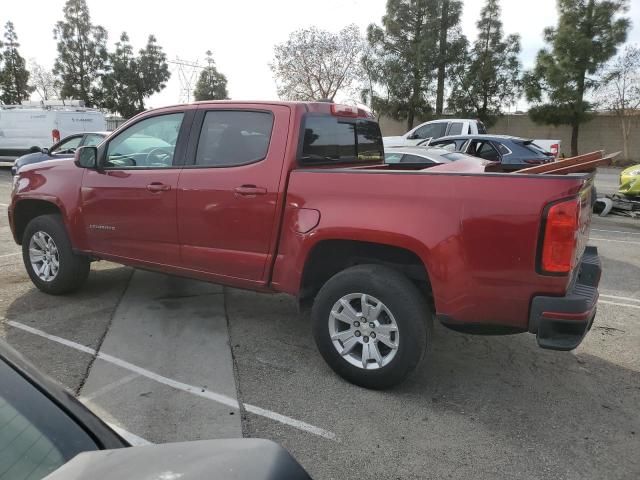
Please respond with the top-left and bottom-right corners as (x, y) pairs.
(0, 166), (638, 479)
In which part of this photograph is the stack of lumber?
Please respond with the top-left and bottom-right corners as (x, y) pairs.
(514, 150), (620, 175)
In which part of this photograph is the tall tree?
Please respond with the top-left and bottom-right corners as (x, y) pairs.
(447, 0), (521, 126)
(29, 60), (58, 101)
(271, 24), (363, 102)
(136, 35), (170, 108)
(367, 0), (440, 129)
(597, 45), (640, 162)
(193, 50), (228, 101)
(434, 0), (465, 115)
(53, 0), (108, 107)
(524, 0), (630, 156)
(102, 33), (170, 118)
(102, 32), (138, 118)
(0, 21), (31, 105)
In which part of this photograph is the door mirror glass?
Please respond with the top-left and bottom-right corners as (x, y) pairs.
(75, 146), (98, 169)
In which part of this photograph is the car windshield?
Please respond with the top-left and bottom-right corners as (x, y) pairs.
(0, 361), (98, 480)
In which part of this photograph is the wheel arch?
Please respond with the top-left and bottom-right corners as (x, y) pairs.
(12, 199), (64, 245)
(298, 238), (435, 312)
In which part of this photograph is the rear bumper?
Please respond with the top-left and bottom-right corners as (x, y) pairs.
(528, 246), (601, 350)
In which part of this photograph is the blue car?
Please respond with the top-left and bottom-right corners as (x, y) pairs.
(428, 135), (556, 171)
(11, 131), (108, 175)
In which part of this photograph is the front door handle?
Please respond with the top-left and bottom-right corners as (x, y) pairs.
(234, 185), (267, 197)
(147, 182), (171, 192)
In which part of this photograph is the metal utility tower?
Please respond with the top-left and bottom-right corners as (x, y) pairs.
(168, 57), (204, 103)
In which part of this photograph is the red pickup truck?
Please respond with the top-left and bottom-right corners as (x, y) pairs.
(8, 101), (601, 389)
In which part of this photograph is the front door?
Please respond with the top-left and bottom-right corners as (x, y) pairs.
(177, 105), (290, 283)
(81, 111), (189, 266)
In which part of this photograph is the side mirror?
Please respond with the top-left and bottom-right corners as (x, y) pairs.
(407, 133), (419, 140)
(29, 146), (42, 153)
(42, 147), (50, 155)
(75, 146), (98, 169)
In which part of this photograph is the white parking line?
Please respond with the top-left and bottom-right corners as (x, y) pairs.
(590, 237), (640, 245)
(0, 203), (8, 208)
(600, 294), (640, 304)
(598, 300), (640, 310)
(80, 373), (140, 402)
(592, 228), (640, 236)
(0, 252), (20, 259)
(5, 320), (338, 442)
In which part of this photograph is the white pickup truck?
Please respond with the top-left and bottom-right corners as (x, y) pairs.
(383, 118), (560, 157)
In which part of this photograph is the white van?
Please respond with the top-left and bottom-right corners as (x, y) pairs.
(0, 101), (106, 159)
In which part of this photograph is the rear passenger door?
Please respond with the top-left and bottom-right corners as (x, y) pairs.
(177, 105), (290, 284)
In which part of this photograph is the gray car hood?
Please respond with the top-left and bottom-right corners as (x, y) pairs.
(44, 439), (311, 480)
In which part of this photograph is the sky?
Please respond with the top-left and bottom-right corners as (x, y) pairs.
(3, 0), (640, 109)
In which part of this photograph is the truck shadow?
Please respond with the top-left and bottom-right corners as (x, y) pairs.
(225, 288), (639, 477)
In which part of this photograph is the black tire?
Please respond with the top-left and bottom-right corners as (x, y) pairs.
(312, 264), (431, 389)
(22, 214), (90, 295)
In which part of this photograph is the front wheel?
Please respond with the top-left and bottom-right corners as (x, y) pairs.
(312, 264), (430, 389)
(22, 214), (90, 295)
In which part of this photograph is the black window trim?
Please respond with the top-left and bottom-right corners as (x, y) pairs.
(493, 141), (513, 156)
(183, 108), (275, 169)
(297, 112), (384, 167)
(99, 109), (194, 171)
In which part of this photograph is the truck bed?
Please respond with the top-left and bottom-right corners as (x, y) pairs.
(273, 163), (593, 331)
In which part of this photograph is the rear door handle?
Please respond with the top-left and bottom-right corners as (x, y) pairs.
(234, 185), (267, 197)
(147, 182), (171, 192)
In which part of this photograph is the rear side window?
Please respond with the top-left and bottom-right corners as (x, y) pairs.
(195, 110), (274, 167)
(495, 142), (511, 155)
(300, 116), (383, 165)
(476, 121), (488, 134)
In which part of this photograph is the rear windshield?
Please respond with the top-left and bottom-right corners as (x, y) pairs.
(521, 141), (553, 157)
(300, 116), (384, 165)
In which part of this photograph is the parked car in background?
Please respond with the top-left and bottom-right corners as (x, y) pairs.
(11, 131), (108, 175)
(0, 340), (311, 480)
(383, 118), (487, 147)
(429, 134), (557, 171)
(619, 164), (640, 197)
(0, 101), (106, 159)
(384, 146), (474, 165)
(383, 119), (561, 158)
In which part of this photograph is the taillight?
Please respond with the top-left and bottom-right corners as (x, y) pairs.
(550, 144), (559, 158)
(540, 198), (580, 274)
(52, 129), (60, 143)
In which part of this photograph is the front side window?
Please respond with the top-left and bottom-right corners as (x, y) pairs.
(51, 136), (82, 154)
(414, 123), (448, 140)
(448, 122), (464, 136)
(0, 362), (98, 480)
(301, 116), (383, 165)
(105, 113), (184, 169)
(195, 111), (274, 167)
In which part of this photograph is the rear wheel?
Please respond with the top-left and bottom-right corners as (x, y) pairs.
(22, 214), (90, 295)
(312, 264), (430, 389)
